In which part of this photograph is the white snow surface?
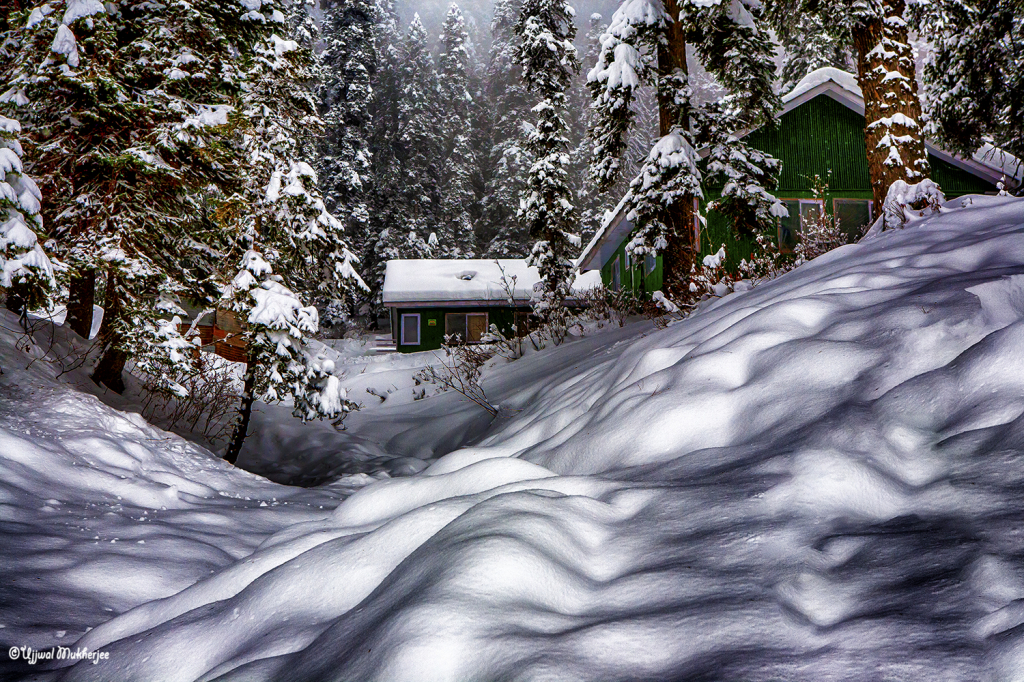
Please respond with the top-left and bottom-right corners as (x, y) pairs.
(382, 259), (602, 304)
(782, 66), (862, 104)
(4, 197), (1024, 679)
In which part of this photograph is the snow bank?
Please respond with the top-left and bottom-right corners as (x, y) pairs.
(11, 197), (1024, 680)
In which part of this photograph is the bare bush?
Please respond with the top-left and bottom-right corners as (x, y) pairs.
(138, 349), (241, 449)
(417, 334), (497, 416)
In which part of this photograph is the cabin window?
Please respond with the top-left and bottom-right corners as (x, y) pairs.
(833, 198), (873, 241)
(400, 314), (420, 346)
(644, 253), (657, 276)
(777, 199), (824, 252)
(515, 311), (533, 337)
(610, 256), (621, 291)
(445, 312), (488, 343)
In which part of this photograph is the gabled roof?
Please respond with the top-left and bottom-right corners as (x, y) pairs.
(383, 259), (602, 307)
(577, 68), (1009, 272)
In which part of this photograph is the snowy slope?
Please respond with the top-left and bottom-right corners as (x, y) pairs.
(5, 196), (1024, 680)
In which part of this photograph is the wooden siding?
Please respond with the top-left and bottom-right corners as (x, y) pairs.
(594, 92), (998, 294)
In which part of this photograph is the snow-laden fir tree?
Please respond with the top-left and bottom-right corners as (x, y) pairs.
(222, 20), (366, 462)
(774, 10), (855, 94)
(396, 15), (442, 248)
(588, 0), (784, 298)
(515, 0), (580, 317)
(481, 0), (532, 257)
(1, 0), (255, 390)
(435, 4), (477, 257)
(0, 114), (53, 317)
(317, 0), (376, 268)
(701, 5), (789, 240)
(919, 0), (1023, 194)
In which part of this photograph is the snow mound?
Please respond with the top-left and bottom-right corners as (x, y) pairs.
(15, 196), (1024, 680)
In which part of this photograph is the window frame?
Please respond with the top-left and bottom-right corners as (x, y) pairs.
(776, 198), (825, 252)
(400, 313), (421, 346)
(832, 197), (875, 239)
(444, 311), (490, 344)
(610, 255), (621, 291)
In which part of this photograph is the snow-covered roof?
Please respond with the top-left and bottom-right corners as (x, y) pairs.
(383, 259), (603, 306)
(973, 144), (1023, 184)
(576, 193), (631, 272)
(782, 67), (862, 105)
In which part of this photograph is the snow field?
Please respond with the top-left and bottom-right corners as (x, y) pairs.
(4, 196), (1024, 680)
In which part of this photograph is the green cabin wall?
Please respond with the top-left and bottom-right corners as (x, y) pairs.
(391, 306), (528, 353)
(595, 93), (998, 293)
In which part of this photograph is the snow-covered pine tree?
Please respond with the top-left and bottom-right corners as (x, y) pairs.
(317, 0), (376, 270)
(221, 20), (367, 461)
(2, 0), (252, 390)
(919, 0), (1023, 193)
(396, 14), (442, 250)
(0, 114), (54, 317)
(481, 0), (532, 257)
(436, 4), (477, 258)
(589, 0), (783, 298)
(701, 4), (788, 239)
(515, 0), (579, 317)
(774, 10), (855, 94)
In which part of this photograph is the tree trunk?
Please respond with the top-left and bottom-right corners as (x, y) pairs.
(66, 269), (96, 339)
(91, 272), (127, 393)
(852, 0), (930, 209)
(223, 358), (256, 465)
(656, 0), (697, 299)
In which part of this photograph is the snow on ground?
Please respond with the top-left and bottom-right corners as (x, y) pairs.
(4, 196), (1024, 680)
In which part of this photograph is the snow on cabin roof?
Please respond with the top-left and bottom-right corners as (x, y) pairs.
(383, 259), (602, 306)
(782, 67), (862, 105)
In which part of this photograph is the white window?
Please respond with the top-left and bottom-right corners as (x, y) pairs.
(445, 312), (488, 343)
(644, 253), (657, 276)
(610, 256), (621, 291)
(400, 314), (420, 345)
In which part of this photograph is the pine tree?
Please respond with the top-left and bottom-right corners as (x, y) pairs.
(589, 0), (784, 298)
(776, 11), (855, 94)
(515, 0), (579, 317)
(223, 21), (366, 462)
(396, 15), (442, 249)
(436, 4), (477, 257)
(318, 0), (377, 288)
(2, 0), (254, 390)
(481, 0), (532, 257)
(0, 114), (54, 317)
(920, 0), (1023, 192)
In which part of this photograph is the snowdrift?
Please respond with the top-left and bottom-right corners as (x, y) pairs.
(5, 196), (1024, 680)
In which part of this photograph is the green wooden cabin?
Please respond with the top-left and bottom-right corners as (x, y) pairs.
(383, 259), (601, 352)
(578, 68), (1007, 294)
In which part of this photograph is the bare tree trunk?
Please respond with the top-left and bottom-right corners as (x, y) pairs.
(66, 269), (96, 339)
(223, 356), (256, 465)
(656, 0), (697, 299)
(91, 271), (126, 393)
(852, 0), (930, 208)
